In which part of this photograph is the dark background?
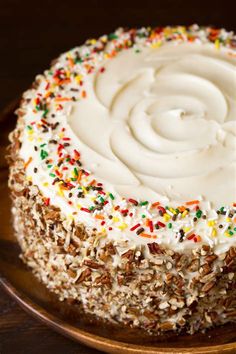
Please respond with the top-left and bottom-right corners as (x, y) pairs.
(0, 0), (235, 353)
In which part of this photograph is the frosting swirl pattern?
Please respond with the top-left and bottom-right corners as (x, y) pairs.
(68, 43), (236, 207)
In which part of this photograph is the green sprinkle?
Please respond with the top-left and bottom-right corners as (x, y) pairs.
(49, 173), (56, 177)
(141, 214), (146, 218)
(40, 143), (46, 148)
(100, 197), (105, 204)
(140, 201), (148, 206)
(27, 125), (32, 130)
(229, 231), (234, 236)
(108, 33), (118, 40)
(135, 49), (141, 53)
(71, 178), (77, 181)
(73, 168), (78, 176)
(234, 227), (236, 232)
(196, 210), (202, 218)
(75, 58), (83, 64)
(109, 193), (115, 200)
(168, 223), (172, 229)
(43, 109), (49, 117)
(47, 164), (53, 168)
(40, 149), (48, 160)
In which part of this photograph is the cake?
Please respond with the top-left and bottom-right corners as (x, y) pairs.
(8, 25), (236, 334)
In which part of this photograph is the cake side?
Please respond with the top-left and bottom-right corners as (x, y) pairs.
(8, 121), (236, 334)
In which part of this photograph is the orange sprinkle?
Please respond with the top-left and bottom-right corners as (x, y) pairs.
(178, 206), (186, 212)
(44, 91), (52, 98)
(54, 78), (71, 85)
(140, 233), (156, 239)
(68, 58), (74, 67)
(89, 179), (96, 186)
(77, 170), (83, 182)
(82, 90), (87, 98)
(186, 200), (200, 206)
(151, 202), (160, 208)
(196, 235), (202, 242)
(95, 214), (105, 220)
(145, 218), (150, 227)
(24, 156), (32, 169)
(54, 97), (71, 102)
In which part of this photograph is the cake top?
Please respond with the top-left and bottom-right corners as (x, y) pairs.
(18, 25), (236, 254)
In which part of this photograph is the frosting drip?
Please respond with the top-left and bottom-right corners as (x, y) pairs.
(68, 43), (236, 207)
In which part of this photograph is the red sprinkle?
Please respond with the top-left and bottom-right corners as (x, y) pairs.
(157, 221), (165, 228)
(187, 234), (196, 241)
(80, 207), (91, 213)
(158, 206), (166, 214)
(44, 198), (50, 206)
(130, 223), (141, 231)
(149, 220), (154, 233)
(128, 198), (138, 206)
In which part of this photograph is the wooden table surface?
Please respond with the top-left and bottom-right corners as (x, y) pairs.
(0, 1), (235, 353)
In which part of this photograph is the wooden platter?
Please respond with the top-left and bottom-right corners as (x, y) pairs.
(0, 100), (236, 354)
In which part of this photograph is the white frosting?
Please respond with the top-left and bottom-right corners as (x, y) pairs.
(68, 43), (236, 207)
(18, 28), (236, 254)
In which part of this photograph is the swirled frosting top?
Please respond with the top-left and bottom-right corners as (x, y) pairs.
(19, 25), (236, 254)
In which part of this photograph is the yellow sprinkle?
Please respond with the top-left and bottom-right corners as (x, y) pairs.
(59, 132), (64, 139)
(112, 217), (120, 223)
(215, 39), (220, 50)
(26, 176), (32, 182)
(118, 223), (128, 230)
(27, 130), (33, 135)
(37, 138), (42, 142)
(224, 232), (231, 237)
(208, 220), (216, 227)
(89, 39), (97, 45)
(169, 208), (177, 215)
(75, 75), (82, 83)
(101, 227), (107, 235)
(77, 204), (81, 209)
(56, 183), (64, 197)
(211, 228), (217, 237)
(226, 217), (231, 223)
(43, 182), (49, 187)
(151, 41), (162, 49)
(28, 137), (34, 142)
(82, 186), (88, 194)
(163, 213), (170, 222)
(67, 214), (74, 221)
(183, 227), (191, 233)
(182, 210), (188, 218)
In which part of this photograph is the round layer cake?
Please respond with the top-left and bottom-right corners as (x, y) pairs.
(8, 25), (236, 334)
